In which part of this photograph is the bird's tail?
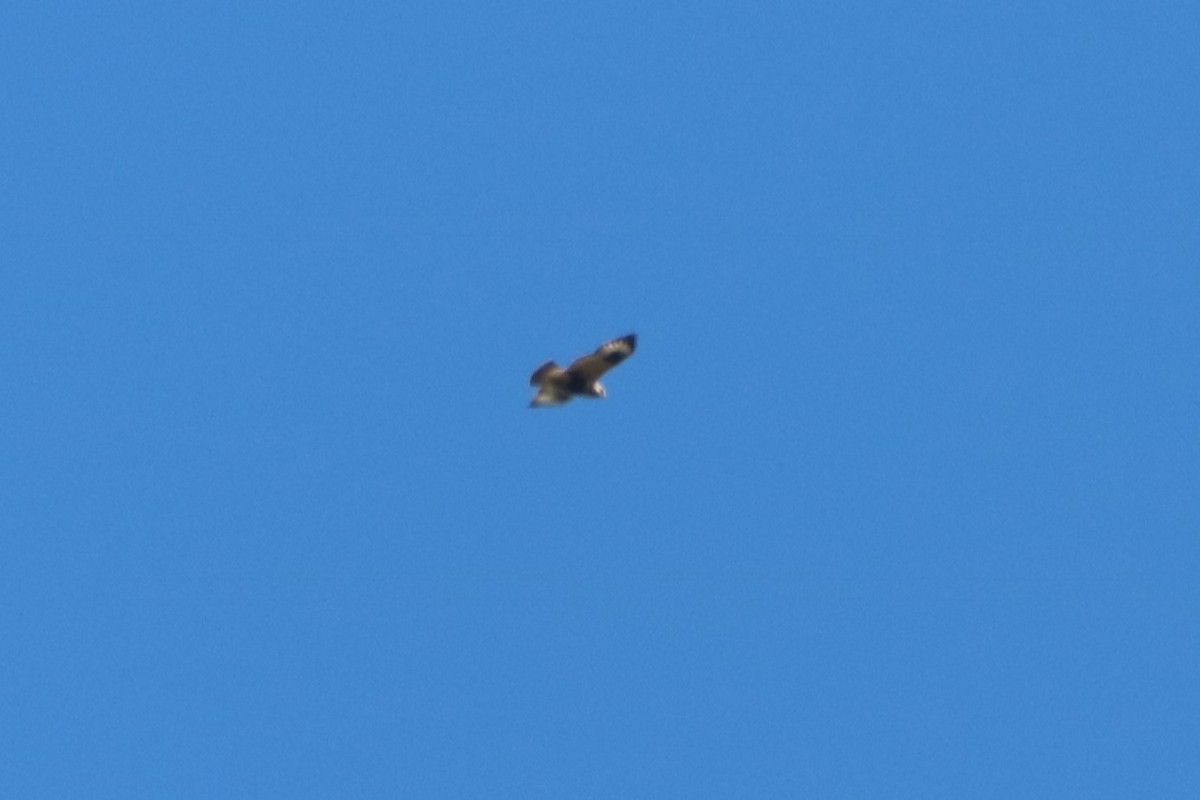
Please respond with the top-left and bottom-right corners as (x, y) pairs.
(529, 361), (559, 385)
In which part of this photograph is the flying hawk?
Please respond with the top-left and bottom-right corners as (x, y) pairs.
(529, 334), (637, 407)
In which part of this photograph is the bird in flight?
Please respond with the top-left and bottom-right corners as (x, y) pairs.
(528, 334), (637, 408)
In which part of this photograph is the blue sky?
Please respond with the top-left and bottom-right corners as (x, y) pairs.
(3, 1), (1198, 796)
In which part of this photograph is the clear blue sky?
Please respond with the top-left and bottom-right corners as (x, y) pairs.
(3, 2), (1198, 797)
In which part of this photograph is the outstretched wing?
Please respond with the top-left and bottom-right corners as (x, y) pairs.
(566, 334), (637, 383)
(530, 382), (572, 407)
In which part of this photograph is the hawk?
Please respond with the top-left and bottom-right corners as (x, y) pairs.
(529, 334), (637, 408)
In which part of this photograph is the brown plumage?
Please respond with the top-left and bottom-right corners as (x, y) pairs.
(529, 334), (637, 407)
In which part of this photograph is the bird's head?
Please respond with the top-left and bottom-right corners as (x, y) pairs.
(591, 382), (607, 399)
